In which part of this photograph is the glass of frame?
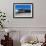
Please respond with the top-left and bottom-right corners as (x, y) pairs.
(13, 3), (33, 18)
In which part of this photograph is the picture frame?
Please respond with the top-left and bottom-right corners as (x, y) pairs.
(13, 3), (33, 18)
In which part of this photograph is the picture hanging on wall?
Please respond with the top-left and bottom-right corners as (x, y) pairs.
(13, 3), (33, 18)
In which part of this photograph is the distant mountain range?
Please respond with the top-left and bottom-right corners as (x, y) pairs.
(16, 9), (31, 14)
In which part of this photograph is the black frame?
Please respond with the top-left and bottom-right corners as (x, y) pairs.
(13, 3), (33, 18)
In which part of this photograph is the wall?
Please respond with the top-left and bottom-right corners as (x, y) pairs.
(0, 0), (46, 46)
(0, 29), (46, 46)
(0, 0), (46, 27)
(0, 29), (46, 45)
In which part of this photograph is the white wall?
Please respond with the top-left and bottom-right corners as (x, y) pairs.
(0, 1), (46, 46)
(0, 0), (46, 27)
(0, 30), (46, 46)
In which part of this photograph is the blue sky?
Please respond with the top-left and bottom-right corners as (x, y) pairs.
(15, 4), (32, 10)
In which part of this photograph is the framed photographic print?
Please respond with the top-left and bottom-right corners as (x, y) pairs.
(13, 3), (33, 18)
